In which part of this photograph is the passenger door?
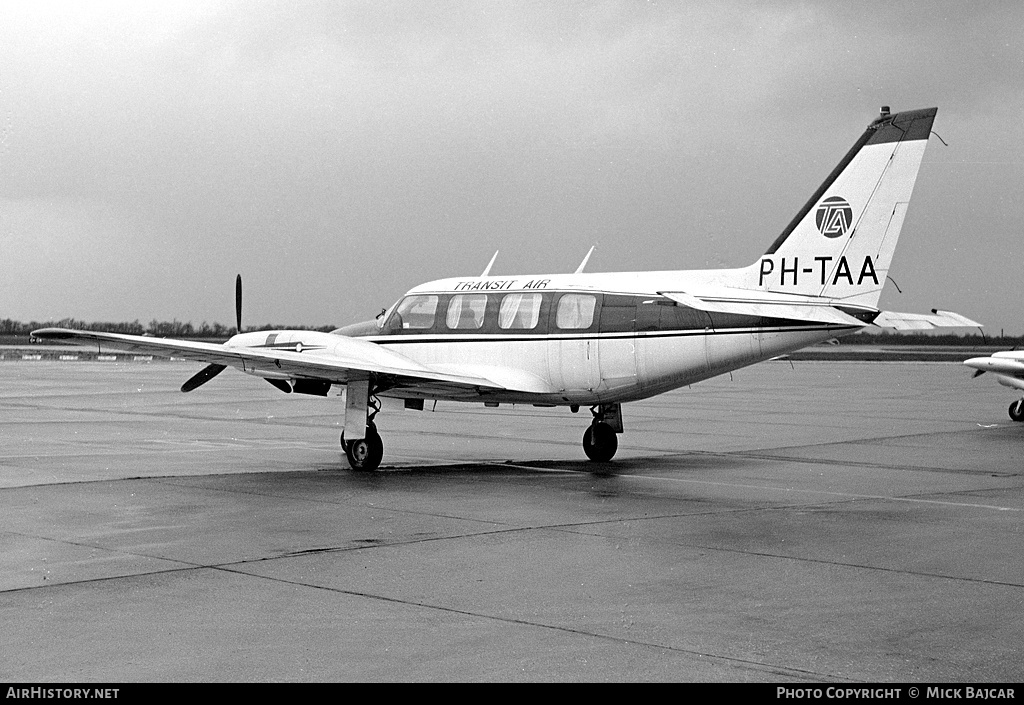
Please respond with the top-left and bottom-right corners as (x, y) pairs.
(547, 293), (601, 393)
(596, 295), (638, 392)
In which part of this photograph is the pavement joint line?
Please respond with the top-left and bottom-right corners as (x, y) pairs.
(475, 460), (1022, 512)
(538, 520), (1024, 591)
(616, 445), (1022, 478)
(7, 499), (1022, 602)
(615, 473), (1022, 512)
(207, 563), (852, 684)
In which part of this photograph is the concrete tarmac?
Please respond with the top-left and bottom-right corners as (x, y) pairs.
(1, 360), (1021, 682)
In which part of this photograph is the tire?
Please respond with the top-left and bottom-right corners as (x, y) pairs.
(343, 424), (384, 470)
(583, 422), (618, 462)
(1008, 400), (1024, 423)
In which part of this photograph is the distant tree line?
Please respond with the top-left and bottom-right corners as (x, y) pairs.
(841, 331), (1021, 347)
(1, 318), (336, 340)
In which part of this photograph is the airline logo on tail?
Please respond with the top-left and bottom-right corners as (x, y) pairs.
(815, 196), (853, 239)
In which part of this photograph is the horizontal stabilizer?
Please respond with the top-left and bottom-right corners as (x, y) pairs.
(658, 291), (868, 327)
(872, 309), (981, 330)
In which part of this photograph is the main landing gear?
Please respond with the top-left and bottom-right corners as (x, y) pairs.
(338, 384), (627, 469)
(583, 403), (622, 462)
(341, 421), (383, 470)
(341, 380), (385, 471)
(1009, 399), (1024, 423)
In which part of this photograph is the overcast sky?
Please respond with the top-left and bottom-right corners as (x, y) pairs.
(2, 1), (1022, 333)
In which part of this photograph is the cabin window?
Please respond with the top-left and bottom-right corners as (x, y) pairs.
(392, 295), (438, 330)
(498, 293), (542, 330)
(636, 299), (709, 331)
(706, 311), (760, 330)
(599, 294), (636, 333)
(555, 294), (596, 330)
(446, 294), (487, 330)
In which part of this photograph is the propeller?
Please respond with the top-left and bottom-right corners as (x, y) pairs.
(181, 363), (227, 393)
(180, 274), (241, 393)
(235, 273), (243, 334)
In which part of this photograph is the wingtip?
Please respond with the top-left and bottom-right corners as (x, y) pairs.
(29, 327), (72, 340)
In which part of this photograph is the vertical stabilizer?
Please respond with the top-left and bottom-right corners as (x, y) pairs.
(742, 107), (936, 307)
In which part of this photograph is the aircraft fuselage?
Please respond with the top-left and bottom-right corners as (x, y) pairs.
(320, 269), (857, 406)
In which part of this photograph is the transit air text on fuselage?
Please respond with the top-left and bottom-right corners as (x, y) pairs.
(452, 279), (551, 292)
(759, 255), (878, 287)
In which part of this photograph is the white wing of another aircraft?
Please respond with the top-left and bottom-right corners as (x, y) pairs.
(34, 106), (980, 471)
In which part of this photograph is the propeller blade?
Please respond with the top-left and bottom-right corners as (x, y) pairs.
(181, 363), (227, 393)
(235, 274), (243, 334)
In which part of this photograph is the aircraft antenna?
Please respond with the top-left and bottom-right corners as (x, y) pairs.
(480, 250), (499, 277)
(574, 245), (595, 274)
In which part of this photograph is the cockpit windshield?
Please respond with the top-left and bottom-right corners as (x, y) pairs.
(381, 295), (438, 333)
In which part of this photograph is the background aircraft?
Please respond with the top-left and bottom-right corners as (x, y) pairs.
(964, 352), (1024, 421)
(34, 106), (978, 470)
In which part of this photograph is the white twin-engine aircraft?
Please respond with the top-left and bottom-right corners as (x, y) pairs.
(963, 353), (1024, 422)
(35, 106), (978, 470)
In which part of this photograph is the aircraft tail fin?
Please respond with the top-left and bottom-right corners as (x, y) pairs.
(739, 107), (937, 308)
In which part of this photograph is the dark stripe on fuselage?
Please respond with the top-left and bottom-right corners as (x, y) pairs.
(369, 324), (858, 346)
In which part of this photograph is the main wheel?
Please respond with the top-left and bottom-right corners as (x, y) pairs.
(343, 423), (384, 470)
(583, 422), (618, 462)
(1008, 399), (1024, 422)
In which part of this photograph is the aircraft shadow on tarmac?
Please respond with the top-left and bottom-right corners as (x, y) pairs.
(312, 451), (753, 479)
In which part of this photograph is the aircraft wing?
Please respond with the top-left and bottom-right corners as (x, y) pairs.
(964, 351), (1024, 378)
(30, 328), (551, 396)
(871, 310), (982, 330)
(657, 291), (869, 326)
